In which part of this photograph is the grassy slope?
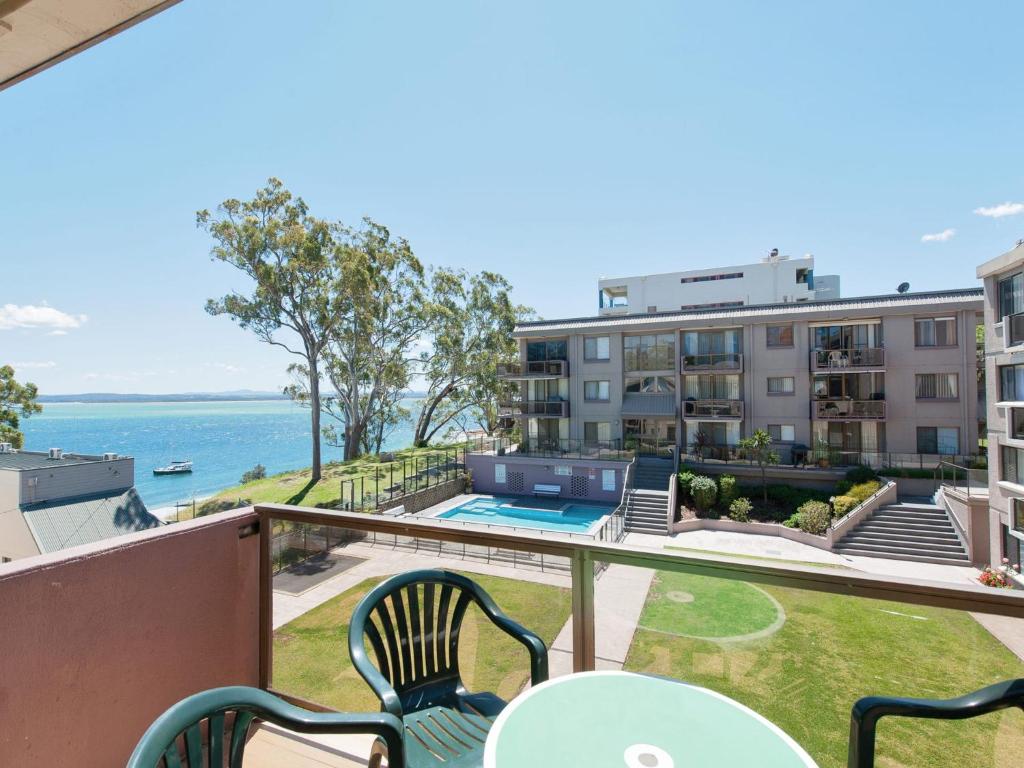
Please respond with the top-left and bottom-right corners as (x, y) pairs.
(626, 573), (1024, 768)
(193, 444), (465, 516)
(272, 574), (572, 712)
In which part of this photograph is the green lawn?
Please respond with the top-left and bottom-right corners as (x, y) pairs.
(639, 571), (779, 639)
(272, 573), (572, 712)
(626, 572), (1024, 768)
(193, 443), (467, 517)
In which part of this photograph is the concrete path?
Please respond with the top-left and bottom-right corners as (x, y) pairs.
(547, 563), (655, 677)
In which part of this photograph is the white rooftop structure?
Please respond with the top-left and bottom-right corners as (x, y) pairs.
(598, 251), (841, 316)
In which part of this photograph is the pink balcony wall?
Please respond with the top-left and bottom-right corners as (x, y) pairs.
(0, 509), (261, 766)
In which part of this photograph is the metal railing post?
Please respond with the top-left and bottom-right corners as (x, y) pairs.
(570, 549), (596, 672)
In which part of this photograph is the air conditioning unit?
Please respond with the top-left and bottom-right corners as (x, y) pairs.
(49, 448), (63, 460)
(103, 452), (119, 461)
(0, 442), (12, 454)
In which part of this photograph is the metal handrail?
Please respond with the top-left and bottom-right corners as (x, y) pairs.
(813, 399), (886, 420)
(936, 460), (989, 499)
(811, 347), (885, 369)
(680, 352), (743, 372)
(254, 502), (1024, 681)
(683, 398), (744, 418)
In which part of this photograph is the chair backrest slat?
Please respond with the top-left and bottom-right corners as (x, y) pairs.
(229, 711), (256, 768)
(373, 602), (403, 687)
(447, 591), (473, 672)
(162, 744), (183, 768)
(184, 724), (203, 766)
(407, 584), (425, 684)
(207, 713), (224, 768)
(364, 619), (392, 683)
(422, 582), (437, 677)
(388, 591), (414, 686)
(435, 583), (454, 673)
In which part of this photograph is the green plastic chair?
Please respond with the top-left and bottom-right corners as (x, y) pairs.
(126, 685), (405, 768)
(348, 569), (548, 767)
(847, 678), (1024, 767)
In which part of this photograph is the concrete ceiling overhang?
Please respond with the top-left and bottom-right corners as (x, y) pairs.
(0, 0), (181, 92)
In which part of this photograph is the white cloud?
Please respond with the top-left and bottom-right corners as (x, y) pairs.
(921, 228), (956, 243)
(974, 201), (1024, 219)
(48, 330), (69, 336)
(11, 361), (56, 369)
(207, 362), (245, 374)
(0, 303), (87, 331)
(83, 371), (156, 382)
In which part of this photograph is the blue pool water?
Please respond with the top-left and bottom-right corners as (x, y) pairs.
(438, 496), (613, 534)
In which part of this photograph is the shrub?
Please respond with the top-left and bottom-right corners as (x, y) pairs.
(878, 466), (934, 479)
(240, 463), (267, 484)
(797, 500), (831, 535)
(848, 480), (882, 502)
(832, 495), (859, 518)
(835, 479), (852, 495)
(729, 497), (753, 522)
(690, 475), (718, 512)
(782, 512), (802, 529)
(677, 471), (695, 498)
(718, 474), (738, 508)
(845, 465), (878, 484)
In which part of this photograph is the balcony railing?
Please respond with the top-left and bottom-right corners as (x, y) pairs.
(465, 435), (633, 461)
(680, 352), (743, 372)
(938, 461), (989, 500)
(812, 398), (886, 420)
(4, 496), (1023, 765)
(682, 398), (744, 419)
(496, 360), (568, 379)
(497, 399), (570, 418)
(811, 347), (885, 370)
(1006, 313), (1024, 348)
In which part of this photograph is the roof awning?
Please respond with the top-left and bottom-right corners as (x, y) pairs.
(620, 393), (676, 418)
(0, 0), (181, 92)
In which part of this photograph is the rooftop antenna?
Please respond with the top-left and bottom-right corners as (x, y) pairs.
(897, 282), (910, 294)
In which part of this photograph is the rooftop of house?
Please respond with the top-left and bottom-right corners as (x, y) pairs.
(0, 450), (129, 472)
(21, 487), (160, 554)
(598, 252), (816, 285)
(517, 286), (984, 335)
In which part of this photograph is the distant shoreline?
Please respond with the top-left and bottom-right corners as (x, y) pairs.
(37, 390), (428, 405)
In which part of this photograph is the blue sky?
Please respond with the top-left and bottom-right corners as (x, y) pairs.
(2, 1), (1022, 394)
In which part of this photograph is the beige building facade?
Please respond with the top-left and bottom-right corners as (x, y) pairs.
(977, 241), (1024, 571)
(501, 289), (983, 467)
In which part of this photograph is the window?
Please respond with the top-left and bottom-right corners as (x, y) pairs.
(917, 427), (959, 455)
(999, 272), (1024, 319)
(915, 373), (959, 400)
(1003, 445), (1024, 486)
(624, 375), (675, 394)
(602, 469), (616, 492)
(679, 301), (745, 310)
(680, 271), (743, 284)
(914, 317), (957, 347)
(768, 424), (795, 442)
(1014, 498), (1024, 534)
(766, 324), (794, 347)
(1000, 364), (1024, 401)
(495, 464), (506, 484)
(554, 465), (572, 476)
(584, 421), (612, 443)
(624, 333), (675, 371)
(684, 374), (739, 400)
(767, 376), (795, 394)
(584, 380), (610, 401)
(1012, 409), (1024, 440)
(584, 336), (610, 361)
(526, 339), (568, 361)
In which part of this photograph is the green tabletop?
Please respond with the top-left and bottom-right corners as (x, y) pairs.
(484, 671), (818, 768)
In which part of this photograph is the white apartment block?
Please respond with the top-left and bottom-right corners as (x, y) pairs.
(598, 252), (840, 316)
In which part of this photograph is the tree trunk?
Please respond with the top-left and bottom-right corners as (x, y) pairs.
(414, 383), (455, 446)
(308, 355), (322, 482)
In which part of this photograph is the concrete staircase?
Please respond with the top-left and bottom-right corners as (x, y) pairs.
(624, 459), (674, 534)
(834, 498), (969, 565)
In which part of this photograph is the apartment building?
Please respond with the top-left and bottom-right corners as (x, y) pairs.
(598, 252), (840, 316)
(500, 288), (982, 466)
(0, 446), (159, 561)
(977, 240), (1024, 572)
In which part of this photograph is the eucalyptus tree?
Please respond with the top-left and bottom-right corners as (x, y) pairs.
(323, 218), (428, 461)
(199, 179), (341, 481)
(413, 270), (529, 446)
(0, 365), (42, 448)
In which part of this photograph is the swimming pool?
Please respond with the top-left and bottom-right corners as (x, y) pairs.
(437, 496), (614, 534)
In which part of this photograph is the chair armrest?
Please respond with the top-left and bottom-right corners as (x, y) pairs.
(127, 686), (405, 768)
(847, 679), (1024, 768)
(482, 607), (549, 685)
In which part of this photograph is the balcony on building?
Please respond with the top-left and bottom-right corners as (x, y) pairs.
(812, 398), (886, 420)
(810, 321), (885, 371)
(683, 398), (744, 420)
(811, 347), (885, 371)
(498, 399), (571, 418)
(496, 359), (569, 380)
(680, 329), (744, 373)
(1005, 312), (1024, 349)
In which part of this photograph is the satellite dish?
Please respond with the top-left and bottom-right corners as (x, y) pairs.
(897, 282), (910, 294)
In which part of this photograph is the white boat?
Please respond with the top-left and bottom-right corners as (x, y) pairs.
(153, 460), (193, 476)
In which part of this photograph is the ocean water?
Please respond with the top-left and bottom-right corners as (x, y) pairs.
(19, 400), (417, 509)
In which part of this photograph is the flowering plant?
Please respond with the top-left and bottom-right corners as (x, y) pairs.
(978, 558), (1020, 589)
